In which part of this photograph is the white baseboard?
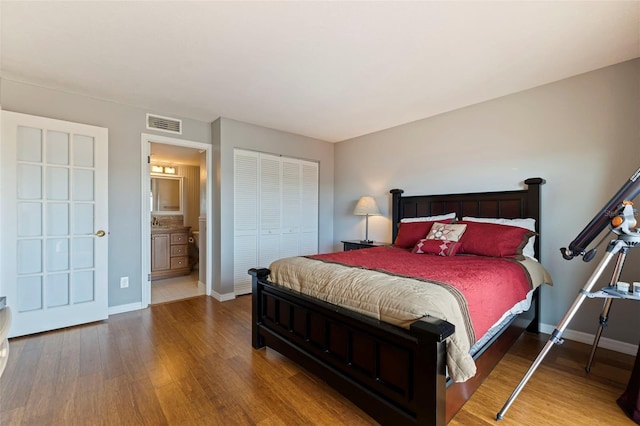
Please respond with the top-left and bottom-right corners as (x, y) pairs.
(108, 302), (144, 316)
(540, 323), (639, 356)
(108, 290), (237, 315)
(211, 290), (236, 302)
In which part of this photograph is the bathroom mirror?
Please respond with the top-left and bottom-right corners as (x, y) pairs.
(151, 175), (183, 214)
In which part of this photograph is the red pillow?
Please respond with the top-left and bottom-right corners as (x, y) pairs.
(394, 219), (453, 249)
(457, 220), (536, 259)
(412, 239), (462, 256)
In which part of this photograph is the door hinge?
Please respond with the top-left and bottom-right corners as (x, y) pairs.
(147, 155), (151, 164)
(147, 274), (151, 281)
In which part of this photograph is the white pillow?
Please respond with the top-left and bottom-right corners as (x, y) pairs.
(401, 212), (456, 223)
(461, 216), (537, 260)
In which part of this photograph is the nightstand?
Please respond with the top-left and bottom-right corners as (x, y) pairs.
(341, 240), (388, 251)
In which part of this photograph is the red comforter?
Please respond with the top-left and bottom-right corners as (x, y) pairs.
(309, 246), (533, 341)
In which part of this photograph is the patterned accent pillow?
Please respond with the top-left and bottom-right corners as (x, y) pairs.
(412, 239), (462, 256)
(425, 223), (467, 242)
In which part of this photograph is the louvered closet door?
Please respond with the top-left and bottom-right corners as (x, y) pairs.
(280, 158), (301, 258)
(300, 161), (319, 255)
(233, 150), (258, 295)
(233, 149), (319, 296)
(258, 154), (282, 267)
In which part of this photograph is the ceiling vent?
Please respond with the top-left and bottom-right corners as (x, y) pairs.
(146, 113), (182, 135)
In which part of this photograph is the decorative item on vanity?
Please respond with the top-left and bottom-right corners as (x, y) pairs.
(353, 195), (381, 243)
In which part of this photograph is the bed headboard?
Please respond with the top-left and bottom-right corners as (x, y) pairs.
(390, 177), (545, 259)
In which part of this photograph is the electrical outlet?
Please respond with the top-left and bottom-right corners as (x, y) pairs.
(120, 276), (129, 288)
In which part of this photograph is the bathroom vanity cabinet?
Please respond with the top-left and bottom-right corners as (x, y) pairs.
(151, 226), (191, 280)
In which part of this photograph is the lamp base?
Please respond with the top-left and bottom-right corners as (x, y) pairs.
(360, 240), (374, 244)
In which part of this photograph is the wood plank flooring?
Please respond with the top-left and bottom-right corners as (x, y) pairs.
(0, 295), (635, 425)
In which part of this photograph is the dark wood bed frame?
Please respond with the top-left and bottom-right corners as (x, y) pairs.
(250, 178), (545, 425)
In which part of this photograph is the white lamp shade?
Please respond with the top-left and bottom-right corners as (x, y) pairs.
(353, 196), (381, 216)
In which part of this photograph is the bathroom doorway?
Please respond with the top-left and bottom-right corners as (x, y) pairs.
(141, 134), (212, 307)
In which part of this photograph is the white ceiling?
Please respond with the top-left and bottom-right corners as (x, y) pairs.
(2, 1), (639, 142)
(149, 142), (202, 166)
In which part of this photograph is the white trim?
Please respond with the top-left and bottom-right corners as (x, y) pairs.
(210, 290), (236, 302)
(108, 302), (144, 316)
(141, 133), (213, 307)
(540, 323), (639, 356)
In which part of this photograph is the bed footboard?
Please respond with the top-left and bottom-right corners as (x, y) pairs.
(250, 267), (455, 426)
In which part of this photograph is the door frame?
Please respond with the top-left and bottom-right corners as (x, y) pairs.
(140, 133), (212, 307)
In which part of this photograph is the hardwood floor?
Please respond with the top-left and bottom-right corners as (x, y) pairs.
(0, 296), (635, 425)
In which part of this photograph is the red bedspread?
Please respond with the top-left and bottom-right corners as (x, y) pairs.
(309, 246), (533, 341)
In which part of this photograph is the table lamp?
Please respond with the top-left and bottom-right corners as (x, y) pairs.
(353, 196), (381, 243)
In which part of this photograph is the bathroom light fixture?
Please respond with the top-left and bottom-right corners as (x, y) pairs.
(151, 164), (177, 174)
(353, 196), (381, 243)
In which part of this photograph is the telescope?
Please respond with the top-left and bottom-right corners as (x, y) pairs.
(561, 166), (640, 261)
(498, 165), (640, 421)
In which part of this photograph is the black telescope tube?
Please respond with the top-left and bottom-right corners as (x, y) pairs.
(562, 166), (640, 259)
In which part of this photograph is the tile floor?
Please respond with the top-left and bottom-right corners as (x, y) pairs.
(151, 270), (204, 304)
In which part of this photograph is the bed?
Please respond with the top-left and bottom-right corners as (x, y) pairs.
(250, 178), (547, 425)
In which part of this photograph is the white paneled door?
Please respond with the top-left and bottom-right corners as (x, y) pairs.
(1, 111), (108, 337)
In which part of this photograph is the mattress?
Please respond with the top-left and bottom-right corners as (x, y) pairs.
(267, 246), (552, 382)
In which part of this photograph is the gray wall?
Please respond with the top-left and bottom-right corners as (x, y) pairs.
(3, 59), (638, 346)
(213, 117), (334, 296)
(334, 59), (640, 345)
(0, 79), (212, 308)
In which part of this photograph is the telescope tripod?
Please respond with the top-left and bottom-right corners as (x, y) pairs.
(584, 245), (636, 373)
(497, 236), (639, 420)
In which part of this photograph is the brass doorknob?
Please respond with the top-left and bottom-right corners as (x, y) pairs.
(95, 230), (106, 237)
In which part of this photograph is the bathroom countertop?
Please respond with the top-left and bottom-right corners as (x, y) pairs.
(151, 225), (191, 233)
